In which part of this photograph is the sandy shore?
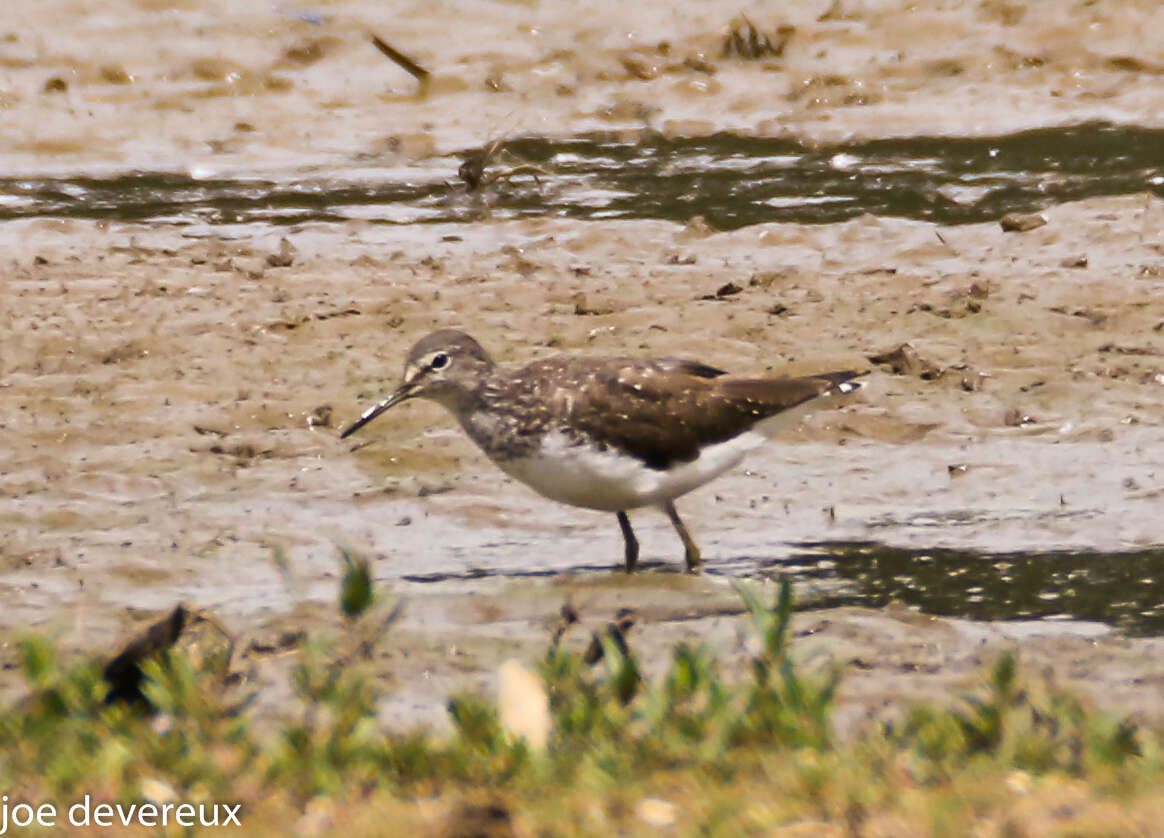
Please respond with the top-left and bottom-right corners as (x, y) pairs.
(2, 0), (1163, 727)
(4, 0), (1164, 176)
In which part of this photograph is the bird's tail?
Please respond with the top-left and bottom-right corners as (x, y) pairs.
(720, 371), (865, 439)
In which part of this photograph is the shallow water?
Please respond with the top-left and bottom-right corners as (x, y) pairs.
(394, 542), (1164, 636)
(2, 122), (1161, 229)
(782, 541), (1164, 637)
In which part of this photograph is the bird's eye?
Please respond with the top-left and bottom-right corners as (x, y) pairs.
(430, 352), (450, 370)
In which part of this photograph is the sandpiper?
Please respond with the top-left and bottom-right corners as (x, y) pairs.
(342, 330), (863, 573)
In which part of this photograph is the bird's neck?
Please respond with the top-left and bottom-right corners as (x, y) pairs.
(446, 370), (544, 462)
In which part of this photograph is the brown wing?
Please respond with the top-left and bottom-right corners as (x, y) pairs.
(559, 361), (861, 470)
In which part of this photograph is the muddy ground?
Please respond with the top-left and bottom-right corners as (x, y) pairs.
(1, 0), (1163, 731)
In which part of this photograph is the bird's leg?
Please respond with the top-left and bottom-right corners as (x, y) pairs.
(616, 511), (639, 573)
(663, 501), (701, 573)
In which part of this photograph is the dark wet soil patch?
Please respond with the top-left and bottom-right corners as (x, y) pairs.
(2, 122), (1162, 229)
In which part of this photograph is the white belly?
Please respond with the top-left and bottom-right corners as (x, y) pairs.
(494, 429), (765, 511)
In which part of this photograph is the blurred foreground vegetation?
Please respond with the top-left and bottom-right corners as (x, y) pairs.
(2, 563), (1161, 838)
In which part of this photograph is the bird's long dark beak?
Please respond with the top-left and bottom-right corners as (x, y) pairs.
(340, 382), (416, 439)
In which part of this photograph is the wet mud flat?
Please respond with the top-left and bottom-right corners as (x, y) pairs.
(2, 193), (1162, 728)
(6, 0), (1164, 174)
(2, 0), (1164, 730)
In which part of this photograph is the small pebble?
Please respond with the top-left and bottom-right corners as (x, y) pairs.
(1000, 212), (1047, 232)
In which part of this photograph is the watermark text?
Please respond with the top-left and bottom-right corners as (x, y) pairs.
(0, 795), (241, 833)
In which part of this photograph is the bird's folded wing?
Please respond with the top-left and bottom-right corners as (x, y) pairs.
(559, 364), (860, 469)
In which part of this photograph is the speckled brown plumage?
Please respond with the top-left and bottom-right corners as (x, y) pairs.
(349, 329), (858, 470)
(342, 329), (864, 573)
(472, 356), (850, 469)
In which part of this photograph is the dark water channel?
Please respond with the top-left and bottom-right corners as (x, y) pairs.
(779, 542), (1164, 637)
(2, 121), (1162, 229)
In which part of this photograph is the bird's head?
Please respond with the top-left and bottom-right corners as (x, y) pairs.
(341, 330), (493, 438)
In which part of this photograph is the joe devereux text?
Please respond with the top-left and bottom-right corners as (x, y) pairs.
(0, 795), (241, 832)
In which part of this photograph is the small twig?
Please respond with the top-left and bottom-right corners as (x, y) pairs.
(459, 137), (549, 192)
(369, 33), (430, 88)
(458, 137), (507, 190)
(481, 163), (548, 189)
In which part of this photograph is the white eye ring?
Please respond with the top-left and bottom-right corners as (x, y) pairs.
(430, 352), (450, 370)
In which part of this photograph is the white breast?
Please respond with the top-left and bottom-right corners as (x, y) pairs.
(494, 429), (766, 512)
